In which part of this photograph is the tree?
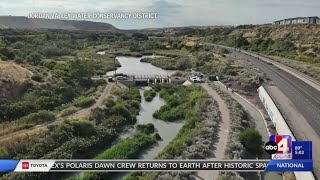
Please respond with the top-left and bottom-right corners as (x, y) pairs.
(0, 38), (5, 48)
(239, 128), (263, 157)
(129, 41), (140, 52)
(176, 59), (191, 70)
(26, 52), (43, 65)
(132, 33), (149, 41)
(0, 48), (15, 60)
(12, 41), (25, 49)
(69, 58), (94, 80)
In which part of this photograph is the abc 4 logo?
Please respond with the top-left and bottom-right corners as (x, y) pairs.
(264, 141), (279, 154)
(264, 136), (291, 155)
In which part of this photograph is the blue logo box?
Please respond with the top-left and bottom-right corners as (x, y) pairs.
(292, 141), (312, 160)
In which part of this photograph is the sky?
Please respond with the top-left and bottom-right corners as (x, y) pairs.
(0, 0), (319, 29)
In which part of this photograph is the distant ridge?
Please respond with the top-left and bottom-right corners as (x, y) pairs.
(0, 16), (118, 31)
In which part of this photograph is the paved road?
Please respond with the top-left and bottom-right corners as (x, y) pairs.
(266, 85), (320, 177)
(218, 47), (320, 179)
(230, 50), (320, 137)
(196, 83), (230, 180)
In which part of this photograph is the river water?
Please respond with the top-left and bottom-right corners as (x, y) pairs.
(136, 89), (183, 159)
(111, 56), (183, 158)
(111, 89), (184, 180)
(108, 56), (183, 179)
(106, 55), (175, 76)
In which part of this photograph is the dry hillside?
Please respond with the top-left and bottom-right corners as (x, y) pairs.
(230, 24), (320, 46)
(0, 60), (33, 99)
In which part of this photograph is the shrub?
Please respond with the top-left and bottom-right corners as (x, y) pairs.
(128, 87), (141, 102)
(172, 71), (183, 76)
(136, 123), (155, 134)
(69, 120), (97, 137)
(129, 100), (140, 110)
(239, 128), (263, 157)
(104, 98), (116, 108)
(31, 73), (44, 82)
(143, 89), (156, 102)
(1, 55), (8, 61)
(153, 133), (162, 140)
(19, 110), (55, 124)
(74, 97), (95, 108)
(81, 133), (157, 179)
(102, 115), (127, 128)
(226, 69), (238, 76)
(0, 147), (9, 158)
(60, 106), (80, 117)
(95, 133), (156, 159)
(43, 60), (57, 70)
(14, 57), (24, 64)
(26, 52), (43, 65)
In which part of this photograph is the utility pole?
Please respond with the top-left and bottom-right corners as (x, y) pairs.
(114, 57), (117, 84)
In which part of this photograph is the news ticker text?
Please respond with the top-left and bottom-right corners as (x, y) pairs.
(0, 159), (313, 172)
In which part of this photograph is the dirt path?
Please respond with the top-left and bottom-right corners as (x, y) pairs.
(66, 82), (114, 119)
(196, 83), (230, 180)
(0, 82), (114, 145)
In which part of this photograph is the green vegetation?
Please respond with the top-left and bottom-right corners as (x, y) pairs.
(2, 86), (142, 180)
(143, 89), (156, 102)
(31, 73), (44, 82)
(209, 84), (254, 180)
(136, 123), (155, 134)
(124, 84), (221, 179)
(202, 25), (320, 80)
(60, 106), (80, 117)
(0, 147), (9, 158)
(72, 133), (157, 180)
(96, 133), (156, 159)
(239, 128), (263, 157)
(91, 87), (141, 126)
(153, 84), (206, 122)
(19, 110), (55, 124)
(0, 29), (126, 125)
(73, 96), (95, 108)
(141, 57), (192, 70)
(155, 86), (212, 159)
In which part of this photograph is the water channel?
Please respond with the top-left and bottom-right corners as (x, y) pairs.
(108, 55), (183, 179)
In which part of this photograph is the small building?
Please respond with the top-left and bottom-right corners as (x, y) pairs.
(182, 80), (193, 86)
(273, 16), (320, 25)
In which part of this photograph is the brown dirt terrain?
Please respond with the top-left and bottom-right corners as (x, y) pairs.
(0, 60), (33, 98)
(230, 24), (320, 44)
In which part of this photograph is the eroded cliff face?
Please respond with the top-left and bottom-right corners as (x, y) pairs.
(230, 24), (320, 45)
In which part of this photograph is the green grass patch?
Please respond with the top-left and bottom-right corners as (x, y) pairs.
(19, 110), (55, 124)
(74, 96), (95, 108)
(60, 106), (80, 117)
(76, 133), (158, 180)
(141, 57), (177, 70)
(152, 84), (206, 122)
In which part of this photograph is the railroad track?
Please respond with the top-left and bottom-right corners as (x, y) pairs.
(254, 57), (320, 113)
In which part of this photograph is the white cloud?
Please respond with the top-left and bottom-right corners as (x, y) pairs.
(0, 0), (319, 28)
